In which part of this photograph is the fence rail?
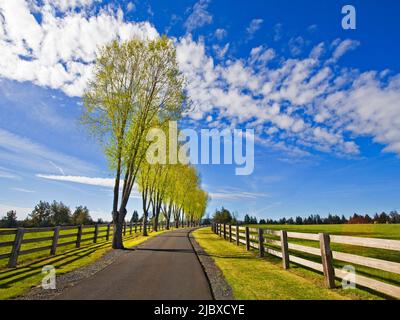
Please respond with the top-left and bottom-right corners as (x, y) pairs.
(0, 221), (169, 268)
(212, 223), (400, 299)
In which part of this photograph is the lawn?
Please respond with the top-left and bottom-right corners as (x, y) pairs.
(244, 224), (400, 290)
(0, 229), (166, 300)
(193, 227), (387, 300)
(247, 223), (400, 239)
(0, 225), (154, 268)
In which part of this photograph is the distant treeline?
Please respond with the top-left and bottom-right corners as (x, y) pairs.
(0, 201), (141, 228)
(256, 211), (400, 225)
(212, 207), (400, 225)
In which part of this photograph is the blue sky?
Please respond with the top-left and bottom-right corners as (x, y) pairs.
(1, 0), (400, 221)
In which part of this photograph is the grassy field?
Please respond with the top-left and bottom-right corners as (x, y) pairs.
(193, 228), (380, 300)
(0, 226), (114, 268)
(242, 224), (400, 291)
(247, 223), (400, 239)
(0, 229), (166, 299)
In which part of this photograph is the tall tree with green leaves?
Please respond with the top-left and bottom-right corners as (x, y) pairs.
(82, 36), (186, 248)
(72, 206), (93, 225)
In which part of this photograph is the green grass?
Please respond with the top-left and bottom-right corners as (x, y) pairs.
(244, 224), (400, 290)
(0, 229), (166, 300)
(247, 223), (400, 239)
(0, 226), (107, 268)
(193, 227), (384, 300)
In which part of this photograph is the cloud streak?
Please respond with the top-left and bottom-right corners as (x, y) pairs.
(36, 174), (115, 187)
(184, 0), (213, 33)
(209, 188), (269, 200)
(0, 128), (96, 175)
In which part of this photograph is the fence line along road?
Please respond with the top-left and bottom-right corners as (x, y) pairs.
(0, 221), (188, 268)
(212, 223), (400, 299)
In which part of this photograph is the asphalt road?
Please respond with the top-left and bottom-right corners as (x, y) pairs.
(55, 228), (213, 300)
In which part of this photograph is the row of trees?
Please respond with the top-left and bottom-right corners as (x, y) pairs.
(139, 161), (208, 235)
(260, 212), (400, 225)
(0, 201), (94, 228)
(1, 37), (208, 245)
(211, 208), (400, 225)
(82, 36), (207, 248)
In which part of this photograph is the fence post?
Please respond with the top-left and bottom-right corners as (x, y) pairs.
(236, 224), (239, 246)
(280, 230), (290, 269)
(135, 222), (137, 233)
(258, 228), (264, 257)
(319, 233), (335, 289)
(50, 226), (60, 255)
(106, 223), (111, 241)
(245, 226), (250, 251)
(130, 222), (133, 235)
(223, 224), (227, 240)
(8, 228), (25, 268)
(93, 224), (99, 243)
(76, 225), (83, 248)
(229, 224), (232, 242)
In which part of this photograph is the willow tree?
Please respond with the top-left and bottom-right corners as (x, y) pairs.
(82, 36), (186, 248)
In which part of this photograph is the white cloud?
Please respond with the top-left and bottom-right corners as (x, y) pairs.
(246, 18), (263, 39)
(48, 161), (66, 175)
(1, 1), (399, 160)
(0, 0), (158, 96)
(36, 174), (142, 199)
(327, 39), (360, 63)
(288, 36), (306, 56)
(32, 0), (97, 12)
(213, 43), (229, 59)
(36, 174), (115, 187)
(273, 23), (282, 41)
(214, 28), (227, 40)
(184, 0), (213, 33)
(126, 2), (135, 12)
(209, 188), (268, 200)
(176, 36), (400, 157)
(11, 187), (35, 193)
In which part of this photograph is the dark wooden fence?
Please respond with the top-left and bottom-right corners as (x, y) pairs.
(0, 221), (169, 268)
(212, 223), (400, 299)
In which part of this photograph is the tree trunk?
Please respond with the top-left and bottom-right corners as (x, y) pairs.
(166, 218), (170, 230)
(142, 214), (148, 236)
(153, 217), (158, 232)
(112, 220), (124, 249)
(112, 208), (127, 249)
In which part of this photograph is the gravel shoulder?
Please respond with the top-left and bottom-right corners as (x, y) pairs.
(189, 228), (234, 300)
